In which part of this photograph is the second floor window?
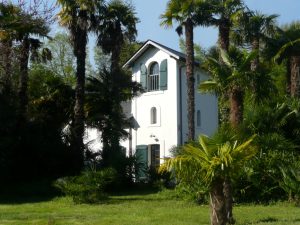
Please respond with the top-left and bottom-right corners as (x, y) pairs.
(148, 62), (159, 91)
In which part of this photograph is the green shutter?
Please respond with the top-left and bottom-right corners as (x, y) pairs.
(135, 145), (148, 179)
(159, 59), (168, 90)
(140, 64), (147, 90)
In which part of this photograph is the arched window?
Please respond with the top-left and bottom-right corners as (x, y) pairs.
(150, 107), (157, 124)
(148, 62), (159, 91)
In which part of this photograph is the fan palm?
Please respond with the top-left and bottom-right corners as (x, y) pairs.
(210, 0), (244, 52)
(96, 0), (138, 73)
(200, 47), (258, 126)
(0, 3), (50, 123)
(232, 10), (279, 71)
(57, 0), (104, 172)
(161, 134), (257, 225)
(268, 22), (300, 97)
(161, 0), (213, 141)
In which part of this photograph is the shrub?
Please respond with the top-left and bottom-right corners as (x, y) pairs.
(55, 168), (117, 204)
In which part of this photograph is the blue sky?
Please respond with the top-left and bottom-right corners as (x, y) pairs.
(133, 0), (300, 51)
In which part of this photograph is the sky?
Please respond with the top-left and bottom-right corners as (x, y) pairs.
(132, 0), (300, 51)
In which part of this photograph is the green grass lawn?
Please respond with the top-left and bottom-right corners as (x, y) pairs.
(0, 190), (299, 225)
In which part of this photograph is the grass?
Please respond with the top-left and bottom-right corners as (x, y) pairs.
(0, 190), (299, 225)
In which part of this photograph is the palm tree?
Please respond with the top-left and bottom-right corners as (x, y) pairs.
(57, 0), (103, 172)
(96, 0), (138, 73)
(210, 0), (244, 52)
(200, 47), (257, 126)
(160, 133), (257, 225)
(232, 10), (278, 71)
(0, 3), (20, 95)
(93, 0), (139, 160)
(161, 0), (213, 141)
(269, 22), (300, 97)
(0, 3), (50, 124)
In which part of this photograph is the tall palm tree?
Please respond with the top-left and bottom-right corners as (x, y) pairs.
(161, 0), (213, 141)
(0, 3), (20, 95)
(232, 10), (278, 71)
(200, 47), (258, 126)
(269, 22), (300, 97)
(0, 3), (50, 124)
(96, 0), (138, 73)
(210, 0), (244, 52)
(93, 0), (139, 159)
(57, 0), (103, 172)
(161, 133), (257, 225)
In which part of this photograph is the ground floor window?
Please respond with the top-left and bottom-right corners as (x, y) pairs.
(149, 144), (160, 169)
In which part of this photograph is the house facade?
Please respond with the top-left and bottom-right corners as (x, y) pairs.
(121, 40), (218, 168)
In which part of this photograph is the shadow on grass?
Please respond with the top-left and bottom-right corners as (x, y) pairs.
(257, 217), (279, 223)
(0, 180), (60, 204)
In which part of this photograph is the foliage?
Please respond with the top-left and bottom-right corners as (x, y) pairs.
(278, 161), (300, 204)
(160, 132), (257, 189)
(55, 168), (117, 204)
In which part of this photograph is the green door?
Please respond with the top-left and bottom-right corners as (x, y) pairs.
(135, 145), (148, 180)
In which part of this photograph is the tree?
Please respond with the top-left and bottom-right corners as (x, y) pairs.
(85, 68), (141, 167)
(211, 0), (244, 52)
(91, 0), (139, 163)
(0, 2), (50, 125)
(96, 0), (138, 73)
(45, 32), (76, 85)
(161, 0), (213, 141)
(57, 0), (104, 172)
(200, 47), (258, 126)
(269, 22), (300, 97)
(160, 133), (257, 225)
(232, 10), (278, 71)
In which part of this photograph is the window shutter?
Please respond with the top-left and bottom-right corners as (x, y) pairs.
(135, 145), (148, 180)
(159, 59), (168, 90)
(140, 64), (147, 90)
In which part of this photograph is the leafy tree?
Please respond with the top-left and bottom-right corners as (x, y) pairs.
(45, 32), (76, 85)
(161, 133), (257, 225)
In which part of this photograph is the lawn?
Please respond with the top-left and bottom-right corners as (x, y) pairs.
(0, 190), (299, 225)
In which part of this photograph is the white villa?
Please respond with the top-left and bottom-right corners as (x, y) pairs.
(120, 40), (218, 168)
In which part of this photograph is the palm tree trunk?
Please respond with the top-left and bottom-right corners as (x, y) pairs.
(185, 18), (195, 141)
(2, 40), (13, 95)
(218, 18), (230, 52)
(251, 38), (259, 72)
(223, 177), (235, 224)
(71, 28), (87, 173)
(230, 87), (243, 126)
(18, 36), (30, 124)
(210, 179), (226, 225)
(290, 55), (300, 98)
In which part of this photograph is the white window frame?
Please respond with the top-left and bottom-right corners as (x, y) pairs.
(148, 62), (159, 91)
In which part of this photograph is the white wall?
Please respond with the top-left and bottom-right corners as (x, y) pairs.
(179, 66), (218, 144)
(129, 48), (179, 161)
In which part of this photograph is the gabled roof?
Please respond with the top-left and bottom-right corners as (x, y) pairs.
(123, 39), (191, 68)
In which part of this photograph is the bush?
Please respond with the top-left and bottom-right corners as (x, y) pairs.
(55, 168), (117, 204)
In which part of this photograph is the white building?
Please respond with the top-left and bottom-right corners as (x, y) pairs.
(121, 40), (218, 168)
